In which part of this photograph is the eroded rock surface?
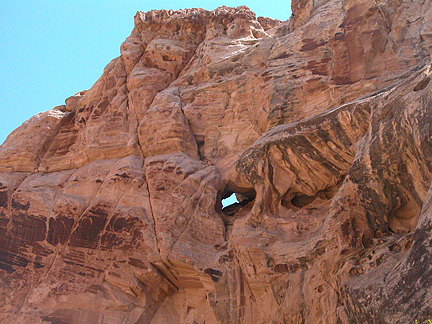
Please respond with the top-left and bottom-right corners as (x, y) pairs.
(1, 2), (432, 323)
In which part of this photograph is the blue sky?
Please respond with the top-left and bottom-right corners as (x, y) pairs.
(0, 1), (291, 145)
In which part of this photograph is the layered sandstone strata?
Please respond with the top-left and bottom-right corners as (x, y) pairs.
(1, 2), (432, 323)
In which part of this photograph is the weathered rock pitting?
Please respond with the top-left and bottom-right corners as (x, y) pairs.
(1, 2), (432, 323)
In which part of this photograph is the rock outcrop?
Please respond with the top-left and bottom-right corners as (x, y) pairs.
(1, 2), (432, 323)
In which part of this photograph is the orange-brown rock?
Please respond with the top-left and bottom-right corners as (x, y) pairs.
(1, 2), (432, 323)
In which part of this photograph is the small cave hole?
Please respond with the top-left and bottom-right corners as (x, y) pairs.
(282, 183), (342, 210)
(162, 54), (175, 62)
(413, 76), (430, 91)
(291, 194), (317, 208)
(282, 192), (317, 209)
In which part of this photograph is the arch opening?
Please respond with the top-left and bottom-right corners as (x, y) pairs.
(222, 193), (239, 208)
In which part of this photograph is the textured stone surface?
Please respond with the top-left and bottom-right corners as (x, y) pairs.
(1, 2), (432, 323)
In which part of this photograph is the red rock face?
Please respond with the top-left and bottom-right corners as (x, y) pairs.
(1, 3), (432, 323)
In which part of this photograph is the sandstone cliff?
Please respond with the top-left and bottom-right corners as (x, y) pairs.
(1, 2), (432, 323)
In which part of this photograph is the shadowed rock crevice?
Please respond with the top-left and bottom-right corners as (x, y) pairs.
(282, 182), (340, 210)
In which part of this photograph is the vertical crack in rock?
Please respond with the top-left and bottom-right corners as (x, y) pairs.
(145, 180), (162, 258)
(4, 173), (30, 234)
(65, 172), (109, 248)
